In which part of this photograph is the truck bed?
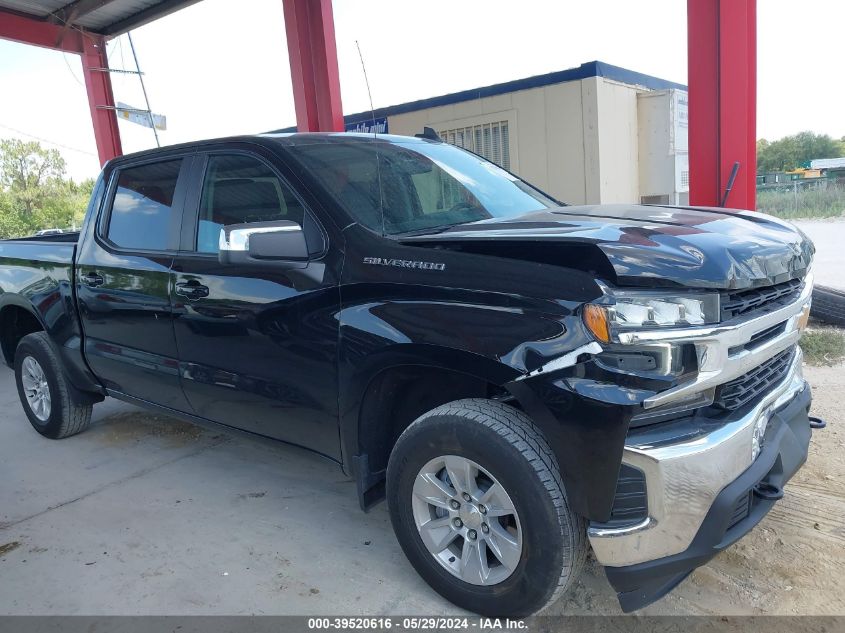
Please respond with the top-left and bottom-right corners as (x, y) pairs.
(2, 231), (80, 244)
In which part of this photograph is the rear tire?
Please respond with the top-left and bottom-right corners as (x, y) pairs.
(386, 398), (586, 617)
(14, 332), (92, 439)
(811, 286), (845, 327)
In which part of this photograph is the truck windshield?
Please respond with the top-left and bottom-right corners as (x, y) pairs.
(287, 140), (558, 235)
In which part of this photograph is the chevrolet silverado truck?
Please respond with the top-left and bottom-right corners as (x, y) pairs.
(0, 133), (819, 616)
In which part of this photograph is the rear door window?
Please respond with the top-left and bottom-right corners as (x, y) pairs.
(106, 159), (183, 251)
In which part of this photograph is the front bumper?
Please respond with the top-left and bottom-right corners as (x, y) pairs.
(589, 352), (812, 612)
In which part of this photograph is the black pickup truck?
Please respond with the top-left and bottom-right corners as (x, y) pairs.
(0, 133), (818, 616)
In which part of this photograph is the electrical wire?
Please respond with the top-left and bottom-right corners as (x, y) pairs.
(47, 11), (100, 46)
(11, 17), (159, 155)
(118, 34), (127, 72)
(3, 11), (95, 158)
(60, 50), (84, 87)
(0, 123), (97, 157)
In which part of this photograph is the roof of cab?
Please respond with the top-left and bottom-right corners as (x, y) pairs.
(103, 132), (432, 167)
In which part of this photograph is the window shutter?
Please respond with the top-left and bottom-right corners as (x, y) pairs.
(437, 121), (511, 171)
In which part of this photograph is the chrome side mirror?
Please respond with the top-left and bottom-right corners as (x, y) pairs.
(219, 220), (309, 266)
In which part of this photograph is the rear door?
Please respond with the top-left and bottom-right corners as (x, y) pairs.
(75, 154), (193, 411)
(169, 147), (343, 458)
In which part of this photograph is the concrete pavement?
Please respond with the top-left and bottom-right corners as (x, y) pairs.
(0, 366), (452, 615)
(0, 359), (838, 616)
(0, 365), (627, 615)
(793, 219), (845, 291)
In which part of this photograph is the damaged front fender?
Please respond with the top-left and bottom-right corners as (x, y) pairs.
(506, 353), (644, 522)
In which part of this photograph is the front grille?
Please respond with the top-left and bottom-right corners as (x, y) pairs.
(721, 278), (803, 321)
(728, 322), (787, 355)
(713, 347), (795, 411)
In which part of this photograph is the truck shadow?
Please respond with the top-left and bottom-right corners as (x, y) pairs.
(81, 400), (625, 614)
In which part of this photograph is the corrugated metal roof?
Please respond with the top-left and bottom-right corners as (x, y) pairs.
(0, 0), (201, 36)
(75, 0), (168, 29)
(0, 0), (66, 17)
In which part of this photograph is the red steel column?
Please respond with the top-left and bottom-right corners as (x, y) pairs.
(0, 9), (122, 165)
(283, 0), (344, 132)
(81, 35), (123, 165)
(687, 0), (757, 210)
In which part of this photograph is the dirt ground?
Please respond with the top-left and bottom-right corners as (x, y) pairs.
(551, 361), (845, 616)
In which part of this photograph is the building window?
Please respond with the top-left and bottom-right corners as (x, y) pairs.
(439, 121), (511, 170)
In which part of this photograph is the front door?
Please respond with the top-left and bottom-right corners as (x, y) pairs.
(170, 151), (342, 458)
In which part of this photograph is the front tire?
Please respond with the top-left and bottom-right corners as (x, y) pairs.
(14, 332), (92, 439)
(387, 399), (586, 617)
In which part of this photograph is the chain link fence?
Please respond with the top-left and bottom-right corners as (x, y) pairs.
(757, 177), (845, 219)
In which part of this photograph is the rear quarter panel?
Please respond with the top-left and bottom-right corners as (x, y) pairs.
(0, 241), (77, 340)
(0, 240), (100, 392)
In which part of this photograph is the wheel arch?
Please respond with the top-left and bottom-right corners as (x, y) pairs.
(0, 296), (104, 402)
(340, 345), (520, 510)
(0, 300), (46, 367)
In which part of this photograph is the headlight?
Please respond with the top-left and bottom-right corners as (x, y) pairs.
(583, 291), (720, 343)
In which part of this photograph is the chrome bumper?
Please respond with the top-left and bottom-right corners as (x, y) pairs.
(588, 348), (808, 567)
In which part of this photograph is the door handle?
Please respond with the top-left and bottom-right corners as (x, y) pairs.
(175, 280), (209, 300)
(82, 272), (104, 287)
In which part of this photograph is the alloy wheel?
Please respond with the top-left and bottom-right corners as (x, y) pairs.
(411, 455), (523, 586)
(21, 356), (51, 422)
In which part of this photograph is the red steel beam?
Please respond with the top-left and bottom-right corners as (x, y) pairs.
(283, 0), (344, 132)
(687, 0), (757, 210)
(0, 8), (84, 53)
(81, 35), (123, 164)
(0, 8), (122, 165)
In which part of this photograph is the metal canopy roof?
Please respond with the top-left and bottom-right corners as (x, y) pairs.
(0, 0), (201, 37)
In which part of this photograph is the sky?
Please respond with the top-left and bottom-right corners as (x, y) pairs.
(1, 0), (843, 182)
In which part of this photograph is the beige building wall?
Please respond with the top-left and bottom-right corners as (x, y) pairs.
(594, 79), (642, 203)
(637, 89), (690, 205)
(387, 76), (646, 205)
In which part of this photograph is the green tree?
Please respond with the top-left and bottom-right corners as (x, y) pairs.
(757, 131), (844, 172)
(0, 189), (30, 238)
(0, 138), (93, 239)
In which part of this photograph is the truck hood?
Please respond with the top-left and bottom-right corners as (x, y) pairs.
(399, 204), (814, 290)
